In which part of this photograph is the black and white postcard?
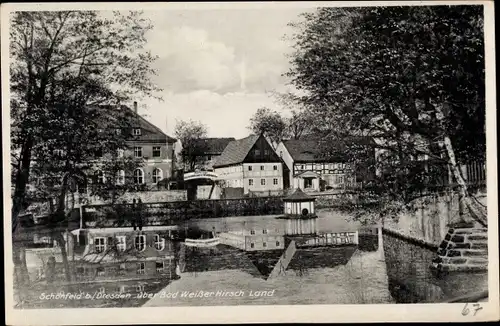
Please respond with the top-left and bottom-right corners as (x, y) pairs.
(2, 1), (498, 324)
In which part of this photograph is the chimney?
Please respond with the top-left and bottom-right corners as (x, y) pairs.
(133, 101), (138, 115)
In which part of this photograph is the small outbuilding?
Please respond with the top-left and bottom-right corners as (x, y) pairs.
(282, 188), (317, 219)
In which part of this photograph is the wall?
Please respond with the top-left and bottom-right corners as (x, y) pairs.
(118, 190), (187, 203)
(197, 185), (221, 200)
(82, 196), (285, 227)
(384, 189), (487, 246)
(214, 165), (244, 188)
(383, 231), (488, 303)
(242, 162), (283, 194)
(275, 142), (294, 187)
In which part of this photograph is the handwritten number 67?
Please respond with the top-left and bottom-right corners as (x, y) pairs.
(462, 303), (483, 316)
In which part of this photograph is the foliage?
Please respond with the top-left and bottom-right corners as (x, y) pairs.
(248, 107), (288, 148)
(10, 10), (161, 230)
(286, 6), (485, 220)
(174, 119), (209, 171)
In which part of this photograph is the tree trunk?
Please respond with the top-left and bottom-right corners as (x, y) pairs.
(433, 103), (487, 227)
(54, 231), (72, 283)
(12, 136), (34, 233)
(442, 136), (487, 226)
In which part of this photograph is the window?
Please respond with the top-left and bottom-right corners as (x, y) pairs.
(134, 169), (144, 184)
(134, 147), (142, 158)
(250, 230), (255, 235)
(96, 170), (105, 184)
(261, 179), (266, 186)
(97, 267), (105, 276)
(276, 241), (280, 247)
(95, 237), (106, 253)
(154, 234), (165, 250)
(254, 149), (261, 156)
(117, 149), (124, 158)
(152, 168), (163, 183)
(116, 170), (125, 185)
(304, 178), (313, 188)
(264, 149), (269, 156)
(135, 235), (146, 251)
(249, 179), (254, 186)
(156, 261), (164, 273)
(153, 147), (161, 158)
(136, 262), (145, 274)
(263, 242), (267, 248)
(250, 243), (255, 248)
(273, 178), (278, 185)
(133, 128), (141, 136)
(260, 165), (264, 171)
(273, 165), (278, 170)
(262, 229), (267, 234)
(248, 166), (253, 171)
(279, 151), (283, 158)
(116, 236), (126, 251)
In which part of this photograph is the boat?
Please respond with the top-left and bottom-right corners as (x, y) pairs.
(184, 237), (220, 247)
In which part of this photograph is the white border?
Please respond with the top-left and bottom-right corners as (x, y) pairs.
(2, 1), (498, 324)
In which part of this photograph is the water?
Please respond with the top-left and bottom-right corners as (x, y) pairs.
(15, 209), (483, 308)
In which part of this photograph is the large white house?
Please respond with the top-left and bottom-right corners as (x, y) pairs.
(213, 134), (284, 197)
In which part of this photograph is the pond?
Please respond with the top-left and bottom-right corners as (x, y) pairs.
(14, 209), (485, 308)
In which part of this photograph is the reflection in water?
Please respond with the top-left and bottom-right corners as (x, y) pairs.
(16, 210), (478, 307)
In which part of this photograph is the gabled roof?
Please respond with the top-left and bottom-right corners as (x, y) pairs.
(294, 171), (321, 178)
(96, 104), (176, 144)
(192, 138), (235, 155)
(127, 107), (176, 143)
(213, 135), (260, 168)
(284, 188), (315, 202)
(282, 137), (375, 163)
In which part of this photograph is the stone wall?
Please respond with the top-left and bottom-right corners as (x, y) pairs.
(432, 227), (488, 272)
(383, 231), (488, 303)
(384, 189), (487, 246)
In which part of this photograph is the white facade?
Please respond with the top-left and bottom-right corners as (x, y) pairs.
(284, 200), (316, 216)
(214, 162), (283, 195)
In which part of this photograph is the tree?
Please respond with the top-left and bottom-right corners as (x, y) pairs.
(271, 91), (314, 140)
(286, 6), (486, 225)
(10, 10), (160, 285)
(174, 120), (209, 171)
(248, 107), (288, 149)
(10, 10), (159, 233)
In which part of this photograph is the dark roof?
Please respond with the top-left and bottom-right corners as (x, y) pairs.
(129, 107), (177, 143)
(282, 137), (374, 163)
(192, 138), (235, 155)
(213, 135), (260, 168)
(283, 188), (315, 202)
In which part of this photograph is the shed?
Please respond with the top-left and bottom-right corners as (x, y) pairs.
(282, 188), (317, 219)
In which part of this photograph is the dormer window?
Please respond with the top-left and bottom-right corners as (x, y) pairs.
(133, 128), (141, 136)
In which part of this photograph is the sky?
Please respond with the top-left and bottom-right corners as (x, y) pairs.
(135, 8), (312, 139)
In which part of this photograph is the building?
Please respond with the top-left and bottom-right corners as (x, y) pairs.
(213, 134), (284, 197)
(72, 226), (178, 282)
(106, 102), (177, 188)
(282, 188), (317, 218)
(189, 137), (235, 171)
(276, 138), (375, 192)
